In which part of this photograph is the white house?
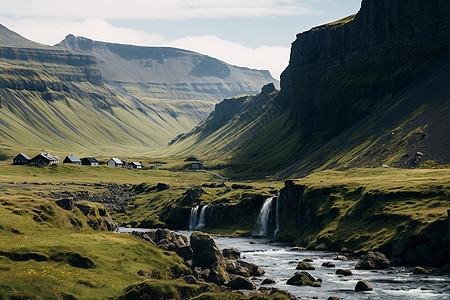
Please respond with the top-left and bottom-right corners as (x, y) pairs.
(107, 157), (123, 167)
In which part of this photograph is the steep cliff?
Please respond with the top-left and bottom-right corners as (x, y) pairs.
(168, 0), (450, 178)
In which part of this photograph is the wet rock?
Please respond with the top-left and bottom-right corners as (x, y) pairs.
(296, 262), (315, 270)
(262, 278), (276, 284)
(335, 255), (347, 261)
(328, 297), (341, 300)
(226, 259), (251, 277)
(227, 276), (256, 290)
(336, 269), (353, 276)
(303, 258), (314, 262)
(413, 266), (432, 274)
(322, 262), (335, 268)
(287, 271), (321, 287)
(237, 260), (265, 276)
(223, 247), (241, 259)
(356, 251), (391, 270)
(209, 261), (230, 285)
(355, 280), (373, 292)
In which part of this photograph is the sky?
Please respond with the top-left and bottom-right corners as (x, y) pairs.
(0, 0), (362, 79)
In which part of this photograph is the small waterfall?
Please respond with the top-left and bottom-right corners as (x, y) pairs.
(254, 197), (275, 236)
(189, 204), (211, 230)
(189, 206), (200, 230)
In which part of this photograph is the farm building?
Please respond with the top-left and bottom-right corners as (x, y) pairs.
(191, 161), (204, 170)
(13, 153), (31, 165)
(107, 157), (123, 167)
(130, 162), (142, 169)
(30, 153), (60, 166)
(63, 155), (81, 165)
(81, 157), (99, 166)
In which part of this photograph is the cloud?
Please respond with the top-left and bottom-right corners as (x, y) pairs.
(0, 18), (288, 79)
(169, 35), (289, 79)
(1, 0), (321, 20)
(1, 18), (165, 46)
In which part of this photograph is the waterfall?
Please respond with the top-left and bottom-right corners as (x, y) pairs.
(254, 197), (275, 236)
(189, 206), (200, 230)
(189, 204), (211, 230)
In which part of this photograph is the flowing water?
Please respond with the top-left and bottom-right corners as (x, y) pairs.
(213, 236), (450, 300)
(116, 228), (450, 299)
(189, 205), (210, 230)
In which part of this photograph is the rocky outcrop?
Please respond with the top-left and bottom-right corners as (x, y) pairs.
(296, 262), (315, 270)
(227, 276), (256, 290)
(280, 0), (450, 139)
(356, 251), (391, 270)
(286, 271), (321, 287)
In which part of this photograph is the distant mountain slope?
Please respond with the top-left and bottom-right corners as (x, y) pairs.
(56, 35), (278, 122)
(0, 25), (208, 154)
(167, 0), (450, 179)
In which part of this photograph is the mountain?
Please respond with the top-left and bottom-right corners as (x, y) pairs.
(166, 0), (450, 179)
(0, 25), (277, 155)
(56, 35), (278, 122)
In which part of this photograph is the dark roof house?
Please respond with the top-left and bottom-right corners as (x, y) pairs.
(63, 155), (81, 165)
(30, 153), (60, 166)
(81, 157), (99, 166)
(13, 153), (31, 165)
(130, 162), (142, 169)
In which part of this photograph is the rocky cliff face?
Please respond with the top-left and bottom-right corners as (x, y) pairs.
(280, 0), (450, 140)
(57, 35), (278, 103)
(168, 0), (450, 178)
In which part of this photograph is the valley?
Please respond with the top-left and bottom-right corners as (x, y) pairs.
(0, 0), (449, 299)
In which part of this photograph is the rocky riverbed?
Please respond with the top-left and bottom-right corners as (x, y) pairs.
(119, 228), (450, 300)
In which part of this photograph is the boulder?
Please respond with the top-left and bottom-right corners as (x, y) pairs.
(262, 278), (276, 284)
(356, 251), (391, 270)
(335, 255), (347, 261)
(176, 246), (194, 260)
(296, 262), (315, 270)
(237, 260), (265, 276)
(209, 261), (230, 285)
(355, 280), (373, 292)
(322, 262), (335, 268)
(258, 287), (297, 300)
(223, 247), (241, 259)
(227, 276), (256, 290)
(190, 231), (224, 268)
(336, 269), (353, 276)
(287, 271), (321, 287)
(413, 266), (432, 274)
(328, 297), (341, 300)
(290, 246), (306, 251)
(303, 258), (314, 262)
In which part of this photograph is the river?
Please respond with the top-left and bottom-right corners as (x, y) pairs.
(118, 228), (450, 299)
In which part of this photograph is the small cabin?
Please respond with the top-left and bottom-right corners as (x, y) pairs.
(81, 157), (99, 166)
(13, 153), (31, 165)
(30, 153), (60, 166)
(63, 155), (81, 165)
(191, 161), (204, 170)
(107, 157), (123, 167)
(130, 162), (142, 169)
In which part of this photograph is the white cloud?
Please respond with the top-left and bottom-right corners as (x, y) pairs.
(1, 18), (288, 79)
(1, 18), (165, 46)
(169, 35), (289, 79)
(1, 0), (320, 20)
